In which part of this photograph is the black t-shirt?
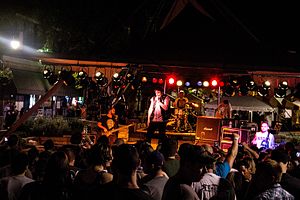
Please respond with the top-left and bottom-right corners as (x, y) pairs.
(100, 115), (118, 131)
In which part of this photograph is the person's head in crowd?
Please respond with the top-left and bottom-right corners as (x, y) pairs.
(7, 134), (18, 148)
(88, 143), (112, 167)
(43, 139), (55, 151)
(27, 146), (39, 164)
(96, 135), (109, 146)
(112, 144), (140, 181)
(144, 150), (165, 174)
(201, 144), (213, 154)
(177, 143), (207, 183)
(284, 142), (296, 153)
(63, 148), (76, 167)
(11, 152), (29, 175)
(43, 151), (71, 187)
(251, 159), (282, 195)
(135, 140), (153, 167)
(159, 137), (178, 159)
(271, 149), (290, 173)
(237, 157), (256, 182)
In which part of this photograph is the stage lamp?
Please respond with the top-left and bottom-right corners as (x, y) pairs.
(43, 69), (52, 79)
(224, 85), (235, 96)
(176, 80), (183, 87)
(197, 81), (202, 87)
(279, 81), (288, 90)
(258, 86), (269, 96)
(203, 81), (209, 87)
(185, 81), (191, 87)
(113, 72), (119, 79)
(211, 79), (218, 87)
(246, 80), (256, 90)
(141, 76), (147, 82)
(95, 72), (108, 87)
(168, 77), (175, 85)
(239, 84), (249, 96)
(275, 88), (287, 98)
(78, 70), (88, 80)
(126, 73), (134, 83)
(263, 80), (271, 88)
(10, 40), (21, 50)
(95, 71), (104, 80)
(158, 78), (164, 84)
(59, 69), (75, 86)
(152, 78), (158, 84)
(47, 74), (58, 85)
(219, 81), (225, 87)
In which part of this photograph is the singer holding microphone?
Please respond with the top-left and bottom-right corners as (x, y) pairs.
(146, 87), (170, 143)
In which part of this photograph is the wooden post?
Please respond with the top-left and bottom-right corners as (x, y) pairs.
(4, 79), (65, 137)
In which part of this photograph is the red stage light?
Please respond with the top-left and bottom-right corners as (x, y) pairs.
(219, 81), (225, 87)
(152, 78), (158, 83)
(158, 78), (164, 84)
(211, 79), (218, 87)
(168, 77), (175, 85)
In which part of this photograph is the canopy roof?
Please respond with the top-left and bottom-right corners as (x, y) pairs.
(204, 96), (274, 112)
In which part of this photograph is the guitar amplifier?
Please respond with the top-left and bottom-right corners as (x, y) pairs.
(196, 116), (221, 141)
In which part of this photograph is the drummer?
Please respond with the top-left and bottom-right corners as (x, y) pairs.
(174, 90), (189, 130)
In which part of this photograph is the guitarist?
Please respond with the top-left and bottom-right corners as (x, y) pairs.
(251, 121), (275, 150)
(97, 107), (119, 142)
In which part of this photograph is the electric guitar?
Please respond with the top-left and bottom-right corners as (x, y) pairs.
(103, 124), (133, 137)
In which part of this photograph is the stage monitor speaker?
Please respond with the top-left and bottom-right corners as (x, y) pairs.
(196, 116), (221, 141)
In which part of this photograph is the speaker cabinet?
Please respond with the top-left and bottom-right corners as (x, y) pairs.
(196, 116), (221, 141)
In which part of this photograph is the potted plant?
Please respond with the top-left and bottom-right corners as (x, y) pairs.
(0, 66), (13, 86)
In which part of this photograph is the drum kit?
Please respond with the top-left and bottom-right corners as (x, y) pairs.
(167, 102), (198, 132)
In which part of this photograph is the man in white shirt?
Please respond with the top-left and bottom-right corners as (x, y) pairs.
(251, 122), (275, 150)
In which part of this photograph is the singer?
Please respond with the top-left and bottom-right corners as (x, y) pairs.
(146, 87), (170, 143)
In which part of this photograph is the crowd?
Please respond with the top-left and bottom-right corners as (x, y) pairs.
(0, 131), (299, 200)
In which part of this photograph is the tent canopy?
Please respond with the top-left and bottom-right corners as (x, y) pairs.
(204, 96), (274, 112)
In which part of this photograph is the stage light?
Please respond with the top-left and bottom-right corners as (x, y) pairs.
(279, 81), (288, 90)
(113, 72), (119, 79)
(197, 81), (202, 87)
(126, 73), (134, 83)
(43, 69), (52, 79)
(95, 71), (104, 80)
(168, 77), (175, 85)
(158, 78), (164, 84)
(246, 80), (256, 90)
(59, 69), (75, 86)
(10, 40), (21, 50)
(203, 81), (209, 87)
(152, 78), (158, 84)
(185, 81), (191, 87)
(78, 70), (88, 80)
(176, 80), (183, 87)
(263, 80), (271, 88)
(239, 84), (249, 96)
(211, 79), (218, 87)
(141, 76), (147, 82)
(231, 79), (238, 87)
(224, 85), (235, 96)
(275, 88), (287, 98)
(258, 86), (269, 96)
(219, 81), (225, 87)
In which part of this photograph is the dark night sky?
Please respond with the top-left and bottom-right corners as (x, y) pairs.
(1, 0), (300, 71)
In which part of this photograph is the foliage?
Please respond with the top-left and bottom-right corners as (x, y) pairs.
(18, 117), (84, 136)
(0, 67), (13, 85)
